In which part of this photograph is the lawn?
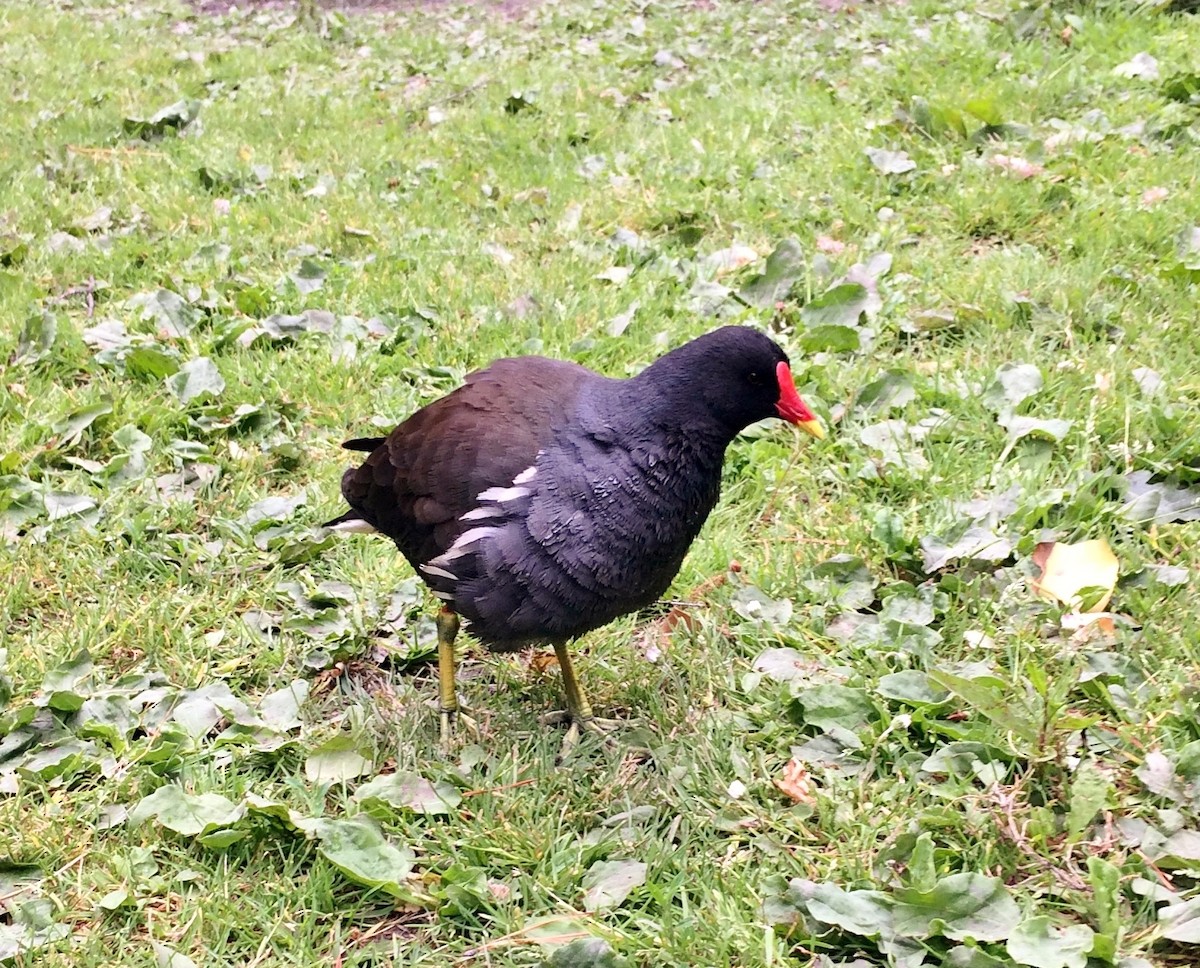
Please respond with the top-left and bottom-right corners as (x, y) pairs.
(2, 0), (1200, 964)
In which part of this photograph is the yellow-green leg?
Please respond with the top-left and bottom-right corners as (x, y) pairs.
(437, 609), (475, 751)
(539, 641), (621, 760)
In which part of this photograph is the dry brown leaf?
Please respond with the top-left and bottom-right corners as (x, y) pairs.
(1031, 539), (1119, 612)
(774, 758), (816, 806)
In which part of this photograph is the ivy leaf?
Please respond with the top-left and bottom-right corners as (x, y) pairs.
(128, 785), (245, 836)
(354, 771), (463, 816)
(1006, 916), (1094, 968)
(581, 858), (647, 912)
(167, 358), (225, 404)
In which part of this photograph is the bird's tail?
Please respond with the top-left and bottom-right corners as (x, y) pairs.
(341, 436), (385, 452)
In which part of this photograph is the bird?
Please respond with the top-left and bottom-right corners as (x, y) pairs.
(326, 325), (824, 757)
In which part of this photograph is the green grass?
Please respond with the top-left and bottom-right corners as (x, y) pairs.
(2, 0), (1200, 964)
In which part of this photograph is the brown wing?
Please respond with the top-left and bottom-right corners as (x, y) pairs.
(338, 357), (588, 571)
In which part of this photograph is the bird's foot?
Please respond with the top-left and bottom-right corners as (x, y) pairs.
(539, 710), (623, 762)
(439, 705), (478, 754)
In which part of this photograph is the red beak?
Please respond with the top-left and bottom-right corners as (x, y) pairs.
(775, 361), (825, 439)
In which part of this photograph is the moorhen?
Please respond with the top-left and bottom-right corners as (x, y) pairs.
(327, 325), (824, 755)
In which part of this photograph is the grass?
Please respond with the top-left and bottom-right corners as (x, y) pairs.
(2, 0), (1200, 964)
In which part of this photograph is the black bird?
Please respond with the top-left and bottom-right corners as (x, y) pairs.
(328, 326), (823, 755)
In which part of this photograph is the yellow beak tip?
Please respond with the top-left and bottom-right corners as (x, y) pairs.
(798, 419), (825, 440)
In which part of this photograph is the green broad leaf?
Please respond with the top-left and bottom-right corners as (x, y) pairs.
(737, 238), (805, 307)
(805, 882), (894, 936)
(927, 672), (1040, 743)
(1066, 761), (1112, 841)
(152, 941), (200, 968)
(731, 585), (793, 625)
(354, 771), (462, 815)
(43, 491), (98, 523)
(97, 888), (133, 911)
(309, 816), (417, 898)
(752, 648), (813, 684)
(920, 526), (1012, 572)
(243, 793), (313, 831)
(197, 827), (250, 849)
(304, 734), (373, 783)
(123, 98), (199, 138)
(964, 95), (1004, 125)
(802, 554), (877, 611)
(16, 738), (96, 780)
(258, 680), (308, 732)
(856, 370), (916, 414)
(799, 324), (861, 354)
(581, 858), (647, 912)
(12, 311), (56, 366)
(802, 283), (871, 328)
(792, 685), (875, 733)
(892, 873), (1020, 942)
(125, 345), (180, 380)
(1006, 916), (1094, 968)
(167, 357), (225, 404)
(866, 147), (917, 174)
(543, 937), (630, 968)
(289, 258), (327, 295)
(999, 416), (1072, 443)
(1159, 895), (1200, 943)
(128, 288), (199, 338)
(128, 785), (245, 836)
(519, 915), (591, 952)
(877, 671), (950, 707)
(906, 832), (938, 893)
(43, 648), (93, 700)
(944, 946), (1015, 967)
(981, 363), (1043, 413)
(1086, 857), (1120, 941)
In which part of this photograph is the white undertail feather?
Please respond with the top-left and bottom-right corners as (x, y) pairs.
(328, 518), (378, 535)
(419, 563), (458, 581)
(513, 465), (538, 485)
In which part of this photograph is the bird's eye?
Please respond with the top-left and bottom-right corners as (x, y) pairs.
(747, 371), (765, 386)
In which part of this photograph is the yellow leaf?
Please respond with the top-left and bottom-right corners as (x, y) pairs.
(1031, 539), (1119, 612)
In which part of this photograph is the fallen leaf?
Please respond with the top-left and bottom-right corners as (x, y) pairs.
(1031, 539), (1119, 612)
(1113, 52), (1159, 81)
(774, 758), (816, 805)
(1140, 187), (1169, 208)
(990, 154), (1044, 179)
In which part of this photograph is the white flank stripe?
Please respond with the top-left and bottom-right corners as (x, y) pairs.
(513, 465), (538, 485)
(460, 505), (501, 522)
(476, 485), (530, 503)
(419, 563), (458, 581)
(432, 590), (454, 600)
(450, 526), (501, 551)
